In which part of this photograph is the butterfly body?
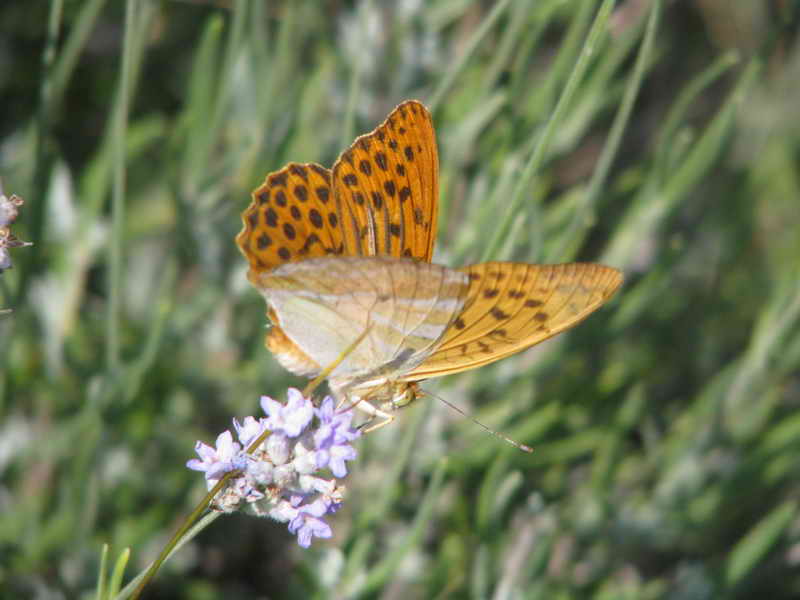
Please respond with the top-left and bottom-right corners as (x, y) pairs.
(237, 100), (622, 424)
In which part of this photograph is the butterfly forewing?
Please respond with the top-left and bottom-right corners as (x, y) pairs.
(403, 262), (623, 379)
(255, 256), (468, 381)
(237, 100), (439, 284)
(332, 100), (438, 261)
(236, 162), (344, 280)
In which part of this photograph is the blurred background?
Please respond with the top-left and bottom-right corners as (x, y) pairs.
(2, 1), (800, 598)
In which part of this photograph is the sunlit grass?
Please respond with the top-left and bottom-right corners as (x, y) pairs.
(2, 1), (799, 598)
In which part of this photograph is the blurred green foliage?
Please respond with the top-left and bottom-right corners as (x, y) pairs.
(1, 1), (800, 598)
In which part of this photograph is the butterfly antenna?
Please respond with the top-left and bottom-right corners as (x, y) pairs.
(423, 390), (533, 453)
(303, 325), (373, 397)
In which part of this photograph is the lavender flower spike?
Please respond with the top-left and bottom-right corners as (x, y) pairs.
(188, 389), (362, 548)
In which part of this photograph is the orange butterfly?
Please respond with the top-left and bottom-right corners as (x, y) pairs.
(237, 101), (622, 426)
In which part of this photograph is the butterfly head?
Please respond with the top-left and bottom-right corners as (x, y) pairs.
(384, 381), (423, 411)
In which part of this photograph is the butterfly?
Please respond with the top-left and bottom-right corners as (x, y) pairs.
(236, 100), (622, 426)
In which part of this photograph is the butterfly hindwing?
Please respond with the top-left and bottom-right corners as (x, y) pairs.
(402, 262), (623, 379)
(332, 100), (438, 261)
(255, 256), (468, 381)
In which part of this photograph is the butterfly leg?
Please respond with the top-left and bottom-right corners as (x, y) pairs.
(333, 391), (396, 433)
(354, 402), (396, 433)
(361, 414), (396, 433)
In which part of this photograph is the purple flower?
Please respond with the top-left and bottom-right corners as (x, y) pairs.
(314, 397), (360, 445)
(186, 431), (244, 484)
(314, 397), (360, 477)
(234, 415), (267, 447)
(317, 441), (358, 478)
(286, 497), (334, 548)
(261, 388), (314, 437)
